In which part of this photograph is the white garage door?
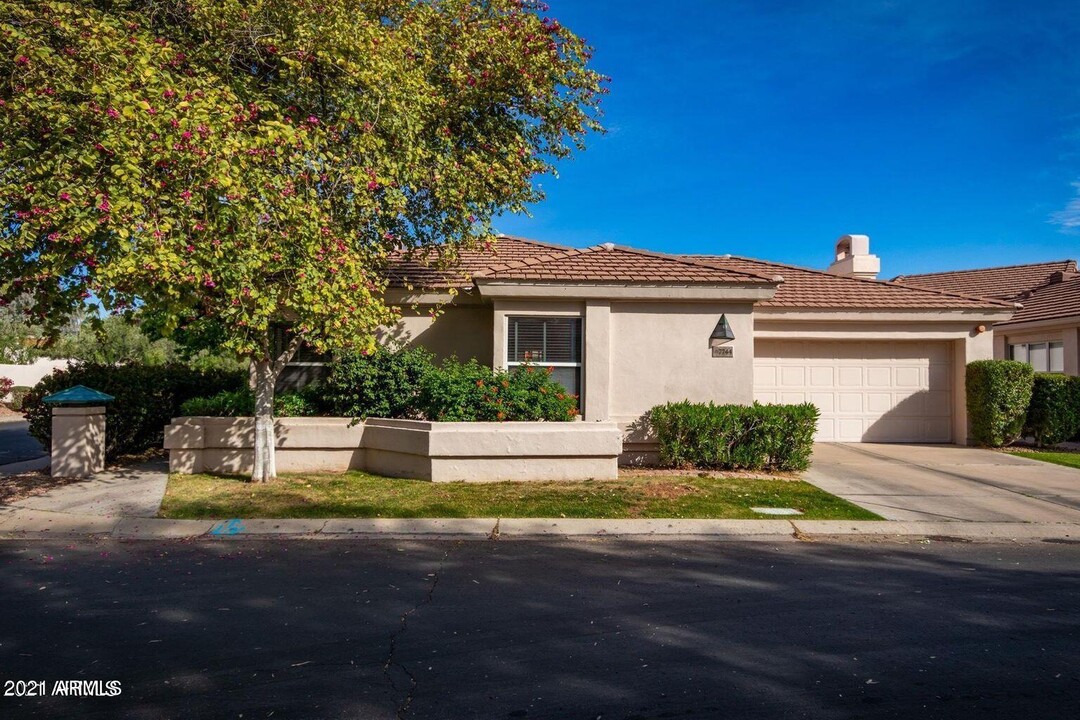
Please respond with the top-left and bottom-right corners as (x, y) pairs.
(754, 340), (953, 442)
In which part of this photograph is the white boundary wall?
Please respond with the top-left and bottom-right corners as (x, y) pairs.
(0, 359), (70, 394)
(165, 417), (622, 482)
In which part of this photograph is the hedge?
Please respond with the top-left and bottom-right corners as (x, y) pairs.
(416, 358), (579, 422)
(8, 386), (31, 411)
(23, 363), (246, 458)
(965, 360), (1035, 447)
(179, 387), (319, 418)
(650, 401), (819, 472)
(181, 350), (580, 423)
(314, 347), (433, 419)
(1024, 373), (1080, 447)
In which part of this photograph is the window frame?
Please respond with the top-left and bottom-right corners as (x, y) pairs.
(504, 314), (584, 396)
(1009, 340), (1065, 373)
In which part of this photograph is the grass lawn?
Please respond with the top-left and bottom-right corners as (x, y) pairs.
(1009, 449), (1080, 471)
(159, 471), (881, 520)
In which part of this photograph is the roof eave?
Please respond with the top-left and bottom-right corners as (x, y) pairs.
(473, 279), (778, 302)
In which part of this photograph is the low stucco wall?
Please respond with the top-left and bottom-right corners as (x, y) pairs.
(164, 417), (623, 482)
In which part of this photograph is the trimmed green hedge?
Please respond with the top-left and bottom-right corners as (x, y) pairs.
(315, 347), (433, 419)
(23, 363), (246, 459)
(650, 401), (819, 472)
(1025, 373), (1080, 447)
(181, 349), (579, 423)
(179, 388), (319, 418)
(417, 358), (579, 422)
(8, 385), (31, 411)
(965, 360), (1035, 447)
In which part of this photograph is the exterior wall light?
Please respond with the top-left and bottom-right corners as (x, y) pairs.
(710, 314), (735, 347)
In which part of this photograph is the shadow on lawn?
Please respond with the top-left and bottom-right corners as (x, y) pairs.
(0, 539), (1077, 719)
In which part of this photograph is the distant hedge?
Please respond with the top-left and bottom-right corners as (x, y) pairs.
(23, 363), (247, 458)
(179, 387), (319, 418)
(1024, 373), (1080, 447)
(650, 401), (819, 472)
(965, 360), (1035, 447)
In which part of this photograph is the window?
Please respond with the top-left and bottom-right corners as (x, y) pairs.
(271, 325), (330, 365)
(1009, 341), (1065, 373)
(507, 316), (583, 397)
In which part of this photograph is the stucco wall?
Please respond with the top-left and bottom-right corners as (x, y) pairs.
(380, 304), (494, 364)
(993, 322), (1080, 376)
(607, 302), (755, 423)
(0, 359), (70, 393)
(165, 416), (622, 482)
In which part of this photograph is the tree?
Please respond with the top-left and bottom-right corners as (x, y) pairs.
(0, 295), (44, 363)
(1, 0), (604, 480)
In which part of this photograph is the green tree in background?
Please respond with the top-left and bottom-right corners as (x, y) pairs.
(1, 0), (604, 480)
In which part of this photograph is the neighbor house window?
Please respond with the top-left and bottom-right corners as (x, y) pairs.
(507, 316), (583, 397)
(1010, 341), (1064, 373)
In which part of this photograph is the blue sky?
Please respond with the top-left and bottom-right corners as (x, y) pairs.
(495, 0), (1080, 277)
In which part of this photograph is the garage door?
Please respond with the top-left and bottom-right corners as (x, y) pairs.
(754, 340), (953, 442)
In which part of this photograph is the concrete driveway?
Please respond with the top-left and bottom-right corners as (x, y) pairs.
(806, 443), (1080, 522)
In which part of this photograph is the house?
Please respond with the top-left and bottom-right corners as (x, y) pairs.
(367, 233), (1014, 459)
(895, 260), (1079, 376)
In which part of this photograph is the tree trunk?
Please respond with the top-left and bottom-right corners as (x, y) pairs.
(251, 359), (277, 483)
(249, 330), (306, 483)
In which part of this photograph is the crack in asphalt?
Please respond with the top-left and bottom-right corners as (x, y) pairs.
(383, 544), (456, 719)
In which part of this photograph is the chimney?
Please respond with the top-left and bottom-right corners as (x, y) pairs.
(1048, 269), (1079, 284)
(826, 234), (880, 280)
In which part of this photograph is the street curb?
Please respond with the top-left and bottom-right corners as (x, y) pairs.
(0, 513), (1078, 541)
(0, 456), (49, 476)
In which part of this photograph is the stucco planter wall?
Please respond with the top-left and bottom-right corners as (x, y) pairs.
(164, 417), (622, 482)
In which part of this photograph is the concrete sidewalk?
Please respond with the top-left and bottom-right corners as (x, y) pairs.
(0, 457), (1077, 542)
(0, 510), (1076, 542)
(8, 461), (168, 518)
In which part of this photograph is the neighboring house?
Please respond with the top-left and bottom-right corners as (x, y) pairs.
(895, 260), (1079, 376)
(359, 233), (1013, 458)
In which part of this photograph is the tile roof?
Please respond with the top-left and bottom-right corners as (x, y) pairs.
(997, 275), (1080, 326)
(685, 255), (1016, 310)
(893, 260), (1077, 300)
(474, 245), (778, 284)
(386, 235), (1015, 311)
(387, 235), (568, 290)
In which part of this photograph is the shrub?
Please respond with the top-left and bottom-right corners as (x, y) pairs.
(417, 359), (579, 422)
(0, 377), (13, 401)
(965, 360), (1035, 447)
(650, 401), (819, 472)
(8, 386), (32, 411)
(179, 389), (255, 417)
(314, 347), (434, 419)
(23, 363), (246, 458)
(1025, 373), (1080, 447)
(179, 388), (319, 417)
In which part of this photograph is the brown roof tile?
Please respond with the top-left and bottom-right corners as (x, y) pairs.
(475, 245), (777, 284)
(685, 255), (1016, 310)
(386, 235), (1014, 311)
(998, 275), (1080, 325)
(387, 235), (570, 290)
(893, 260), (1077, 300)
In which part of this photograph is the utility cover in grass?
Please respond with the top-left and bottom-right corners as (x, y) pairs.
(751, 507), (803, 516)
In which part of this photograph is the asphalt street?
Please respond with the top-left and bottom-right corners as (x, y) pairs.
(0, 538), (1078, 719)
(0, 421), (45, 466)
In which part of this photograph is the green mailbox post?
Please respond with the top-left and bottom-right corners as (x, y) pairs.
(42, 385), (115, 478)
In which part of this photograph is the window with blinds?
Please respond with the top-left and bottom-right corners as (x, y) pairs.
(507, 316), (583, 397)
(271, 324), (331, 364)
